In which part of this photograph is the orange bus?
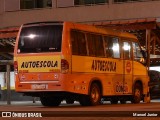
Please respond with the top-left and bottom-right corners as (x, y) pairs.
(14, 21), (149, 106)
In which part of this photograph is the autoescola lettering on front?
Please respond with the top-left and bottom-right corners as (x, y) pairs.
(91, 60), (116, 72)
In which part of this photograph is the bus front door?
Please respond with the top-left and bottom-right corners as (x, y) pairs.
(122, 41), (133, 95)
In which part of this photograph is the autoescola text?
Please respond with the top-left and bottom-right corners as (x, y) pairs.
(21, 61), (58, 68)
(91, 60), (116, 72)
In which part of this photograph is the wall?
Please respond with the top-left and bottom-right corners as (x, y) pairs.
(0, 0), (4, 27)
(5, 0), (19, 12)
(57, 0), (74, 7)
(0, 0), (4, 14)
(0, 1), (160, 28)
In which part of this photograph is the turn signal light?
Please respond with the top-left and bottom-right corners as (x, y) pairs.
(14, 61), (18, 74)
(61, 59), (69, 73)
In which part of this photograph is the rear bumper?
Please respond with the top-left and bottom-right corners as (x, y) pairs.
(15, 73), (89, 95)
(21, 91), (81, 98)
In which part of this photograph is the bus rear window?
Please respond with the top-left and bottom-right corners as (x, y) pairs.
(18, 25), (63, 53)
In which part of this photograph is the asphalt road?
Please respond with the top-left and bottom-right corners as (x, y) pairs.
(0, 100), (160, 120)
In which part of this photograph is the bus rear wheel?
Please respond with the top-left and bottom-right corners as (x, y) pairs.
(132, 83), (142, 103)
(40, 97), (62, 106)
(79, 83), (101, 106)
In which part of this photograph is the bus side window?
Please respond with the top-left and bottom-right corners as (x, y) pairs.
(95, 35), (104, 57)
(104, 36), (120, 58)
(122, 41), (131, 60)
(71, 30), (87, 56)
(132, 42), (144, 62)
(87, 33), (96, 56)
(87, 33), (104, 57)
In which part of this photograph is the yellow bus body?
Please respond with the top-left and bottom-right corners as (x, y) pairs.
(14, 22), (149, 106)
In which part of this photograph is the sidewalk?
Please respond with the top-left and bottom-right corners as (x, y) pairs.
(0, 101), (41, 106)
(0, 99), (159, 106)
(0, 100), (72, 106)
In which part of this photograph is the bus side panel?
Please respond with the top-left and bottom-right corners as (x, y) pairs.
(71, 55), (128, 96)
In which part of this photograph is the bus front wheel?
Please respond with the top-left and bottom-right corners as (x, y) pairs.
(40, 97), (62, 106)
(132, 83), (142, 103)
(79, 83), (101, 106)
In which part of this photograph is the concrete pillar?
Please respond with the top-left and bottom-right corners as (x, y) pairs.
(108, 0), (113, 5)
(146, 29), (151, 69)
(0, 0), (5, 14)
(6, 64), (11, 105)
(151, 36), (156, 55)
(144, 29), (151, 103)
(52, 0), (57, 8)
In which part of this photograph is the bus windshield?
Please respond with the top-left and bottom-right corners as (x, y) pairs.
(18, 25), (63, 53)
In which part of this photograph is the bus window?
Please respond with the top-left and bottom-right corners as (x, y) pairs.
(132, 42), (144, 62)
(104, 36), (120, 58)
(95, 35), (104, 57)
(18, 25), (63, 53)
(87, 33), (96, 56)
(71, 30), (87, 56)
(122, 41), (131, 60)
(87, 33), (104, 57)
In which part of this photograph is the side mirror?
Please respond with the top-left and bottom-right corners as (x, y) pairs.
(141, 50), (147, 59)
(140, 50), (147, 65)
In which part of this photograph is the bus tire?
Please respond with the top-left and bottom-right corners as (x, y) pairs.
(40, 97), (62, 106)
(89, 83), (101, 105)
(79, 83), (101, 106)
(132, 83), (142, 103)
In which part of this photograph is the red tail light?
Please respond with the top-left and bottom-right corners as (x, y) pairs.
(61, 59), (69, 73)
(14, 61), (18, 74)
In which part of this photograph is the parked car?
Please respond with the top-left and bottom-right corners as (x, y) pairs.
(149, 70), (160, 99)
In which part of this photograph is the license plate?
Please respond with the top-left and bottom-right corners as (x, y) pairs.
(32, 84), (48, 90)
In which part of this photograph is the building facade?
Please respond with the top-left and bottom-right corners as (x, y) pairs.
(0, 0), (160, 28)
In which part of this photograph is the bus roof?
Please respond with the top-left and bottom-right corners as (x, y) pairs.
(65, 22), (137, 40)
(21, 21), (137, 40)
(23, 21), (63, 26)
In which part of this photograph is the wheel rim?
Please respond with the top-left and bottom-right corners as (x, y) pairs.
(135, 88), (141, 98)
(91, 86), (99, 103)
(134, 88), (141, 103)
